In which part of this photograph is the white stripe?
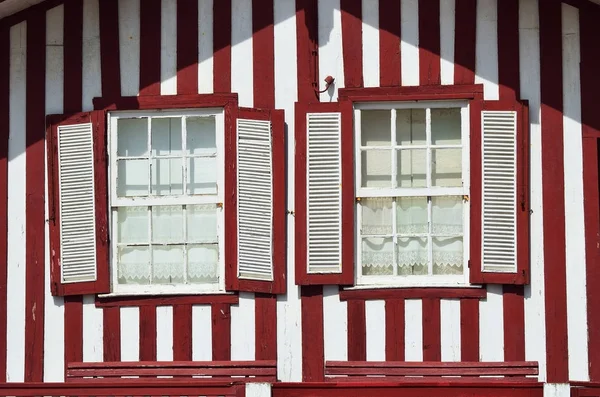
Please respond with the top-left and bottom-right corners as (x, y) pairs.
(231, 0), (253, 107)
(319, 0), (344, 101)
(323, 286), (347, 361)
(440, 299), (461, 362)
(362, 0), (379, 88)
(231, 292), (256, 360)
(161, 0), (177, 95)
(156, 306), (174, 361)
(365, 300), (385, 361)
(404, 299), (422, 361)
(475, 0), (499, 100)
(440, 0), (455, 85)
(401, 0), (419, 86)
(191, 305), (211, 360)
(198, 0), (213, 94)
(82, 295), (104, 362)
(82, 0), (101, 111)
(479, 284), (504, 361)
(120, 307), (139, 361)
(118, 0), (140, 96)
(562, 3), (588, 382)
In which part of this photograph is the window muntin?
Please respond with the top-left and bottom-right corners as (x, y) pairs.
(355, 101), (470, 286)
(108, 109), (225, 294)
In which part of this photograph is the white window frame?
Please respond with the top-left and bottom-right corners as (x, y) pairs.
(354, 100), (471, 287)
(107, 108), (226, 295)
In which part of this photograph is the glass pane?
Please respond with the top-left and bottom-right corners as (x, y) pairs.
(151, 158), (183, 195)
(397, 149), (426, 187)
(361, 237), (393, 276)
(117, 118), (148, 157)
(187, 116), (217, 155)
(187, 244), (219, 283)
(361, 110), (391, 146)
(361, 198), (393, 235)
(431, 108), (461, 145)
(432, 196), (463, 234)
(432, 148), (462, 187)
(151, 117), (182, 156)
(117, 246), (151, 285)
(397, 237), (428, 275)
(361, 149), (392, 187)
(396, 109), (426, 146)
(187, 204), (218, 242)
(433, 237), (463, 275)
(117, 159), (149, 197)
(187, 157), (218, 194)
(152, 245), (185, 284)
(152, 206), (184, 243)
(396, 196), (428, 234)
(117, 207), (148, 243)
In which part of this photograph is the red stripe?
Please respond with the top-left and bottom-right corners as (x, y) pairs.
(252, 0), (275, 108)
(139, 0), (161, 96)
(63, 0), (83, 113)
(296, 0), (318, 102)
(255, 294), (277, 360)
(64, 296), (83, 375)
(422, 299), (441, 361)
(539, 0), (568, 382)
(347, 300), (366, 361)
(173, 304), (192, 360)
(503, 286), (525, 361)
(213, 0), (231, 93)
(301, 286), (324, 381)
(99, 0), (121, 98)
(418, 0), (441, 86)
(341, 0), (363, 88)
(460, 299), (479, 361)
(497, 0), (520, 101)
(385, 299), (405, 361)
(139, 305), (157, 361)
(0, 26), (8, 383)
(103, 307), (121, 361)
(177, 0), (198, 95)
(453, 0), (477, 85)
(24, 10), (46, 382)
(379, 0), (401, 87)
(212, 303), (231, 360)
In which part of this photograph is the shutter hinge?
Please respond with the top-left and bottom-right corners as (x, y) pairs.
(287, 210), (295, 216)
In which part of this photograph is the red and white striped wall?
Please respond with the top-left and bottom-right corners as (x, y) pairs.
(0, 0), (598, 389)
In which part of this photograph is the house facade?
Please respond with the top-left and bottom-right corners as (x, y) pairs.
(0, 0), (599, 396)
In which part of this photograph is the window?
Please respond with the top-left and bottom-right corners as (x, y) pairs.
(355, 102), (469, 286)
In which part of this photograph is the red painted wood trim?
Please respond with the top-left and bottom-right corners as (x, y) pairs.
(338, 84), (484, 101)
(63, 296), (83, 373)
(301, 286), (324, 381)
(296, 0), (319, 102)
(341, 287), (486, 301)
(177, 0), (199, 95)
(255, 293), (277, 360)
(460, 299), (480, 361)
(385, 299), (405, 361)
(139, 305), (157, 361)
(139, 0), (161, 96)
(379, 0), (401, 87)
(173, 304), (193, 360)
(347, 300), (366, 361)
(93, 94), (237, 111)
(341, 0), (363, 88)
(103, 306), (121, 361)
(0, 26), (8, 384)
(418, 0), (441, 86)
(422, 298), (441, 361)
(24, 10), (46, 382)
(224, 101), (238, 291)
(96, 293), (239, 307)
(497, 0), (520, 101)
(326, 361), (538, 370)
(252, 0), (275, 108)
(69, 367), (276, 378)
(212, 303), (232, 360)
(99, 0), (121, 99)
(539, 0), (568, 383)
(453, 0), (477, 85)
(63, 0), (83, 113)
(503, 285), (525, 361)
(68, 360), (277, 369)
(213, 0), (231, 93)
(0, 0), (63, 30)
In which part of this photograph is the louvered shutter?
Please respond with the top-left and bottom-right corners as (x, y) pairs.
(47, 111), (110, 296)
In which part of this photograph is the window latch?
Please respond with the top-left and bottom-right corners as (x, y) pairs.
(463, 195), (470, 202)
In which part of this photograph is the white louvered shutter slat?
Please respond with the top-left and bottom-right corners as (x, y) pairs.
(57, 123), (98, 283)
(481, 111), (518, 273)
(307, 113), (342, 273)
(237, 119), (274, 281)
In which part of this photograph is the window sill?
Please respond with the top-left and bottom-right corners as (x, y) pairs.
(96, 291), (239, 307)
(339, 285), (486, 301)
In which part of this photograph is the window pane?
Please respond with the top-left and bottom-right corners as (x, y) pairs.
(117, 246), (151, 285)
(361, 198), (393, 235)
(117, 159), (149, 196)
(397, 149), (426, 188)
(432, 148), (462, 187)
(188, 244), (219, 283)
(433, 237), (463, 275)
(151, 117), (182, 156)
(117, 207), (148, 243)
(152, 245), (185, 284)
(361, 110), (391, 146)
(396, 196), (428, 234)
(187, 116), (216, 155)
(397, 237), (428, 275)
(432, 196), (463, 234)
(361, 149), (392, 187)
(396, 109), (426, 146)
(187, 204), (218, 242)
(117, 118), (148, 157)
(151, 158), (183, 195)
(361, 237), (393, 275)
(152, 206), (184, 243)
(431, 108), (461, 145)
(187, 157), (218, 194)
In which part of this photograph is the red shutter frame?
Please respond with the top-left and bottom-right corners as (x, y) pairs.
(46, 111), (110, 296)
(295, 101), (355, 285)
(469, 100), (530, 285)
